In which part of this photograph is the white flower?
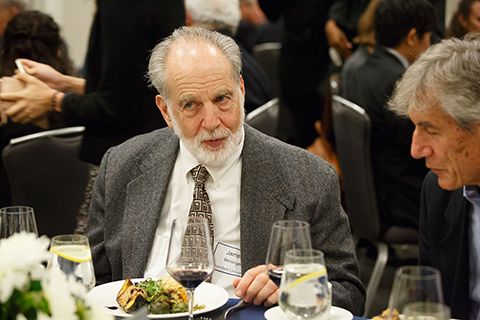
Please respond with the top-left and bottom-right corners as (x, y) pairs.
(0, 233), (114, 320)
(0, 232), (50, 303)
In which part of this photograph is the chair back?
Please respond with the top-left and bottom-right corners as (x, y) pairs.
(2, 127), (89, 238)
(331, 95), (380, 240)
(252, 42), (282, 98)
(245, 98), (280, 137)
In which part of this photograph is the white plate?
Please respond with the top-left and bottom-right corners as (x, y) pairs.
(264, 306), (353, 320)
(88, 278), (228, 318)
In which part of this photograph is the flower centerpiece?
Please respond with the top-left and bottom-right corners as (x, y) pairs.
(0, 232), (112, 320)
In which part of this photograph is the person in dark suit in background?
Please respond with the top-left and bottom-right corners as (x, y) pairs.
(86, 26), (365, 314)
(343, 0), (436, 235)
(388, 34), (480, 320)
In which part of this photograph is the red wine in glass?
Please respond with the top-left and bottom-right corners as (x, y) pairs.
(172, 270), (211, 289)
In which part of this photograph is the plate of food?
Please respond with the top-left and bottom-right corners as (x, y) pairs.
(88, 276), (228, 318)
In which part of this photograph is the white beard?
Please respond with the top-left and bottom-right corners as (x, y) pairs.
(170, 112), (244, 166)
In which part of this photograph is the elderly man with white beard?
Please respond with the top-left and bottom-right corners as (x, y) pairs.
(86, 26), (365, 315)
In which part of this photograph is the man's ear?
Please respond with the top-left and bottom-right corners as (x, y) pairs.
(405, 28), (418, 47)
(239, 76), (246, 100)
(156, 95), (173, 128)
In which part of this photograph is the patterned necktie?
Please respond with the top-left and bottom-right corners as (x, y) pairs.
(189, 165), (214, 247)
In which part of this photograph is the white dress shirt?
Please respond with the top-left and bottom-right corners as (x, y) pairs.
(385, 46), (410, 70)
(144, 128), (244, 297)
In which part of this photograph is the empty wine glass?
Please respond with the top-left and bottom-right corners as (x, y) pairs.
(278, 249), (331, 320)
(265, 220), (312, 286)
(0, 206), (38, 238)
(387, 265), (450, 320)
(166, 216), (215, 320)
(48, 234), (96, 291)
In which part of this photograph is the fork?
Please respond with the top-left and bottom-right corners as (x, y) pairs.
(223, 299), (252, 319)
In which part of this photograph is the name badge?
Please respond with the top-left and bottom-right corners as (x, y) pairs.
(214, 242), (241, 277)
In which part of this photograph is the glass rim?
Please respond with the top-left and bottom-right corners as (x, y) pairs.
(395, 265), (441, 280)
(286, 248), (324, 258)
(51, 234), (89, 245)
(0, 206), (34, 214)
(272, 220), (310, 229)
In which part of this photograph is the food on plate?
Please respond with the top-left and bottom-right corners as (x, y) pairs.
(372, 308), (400, 320)
(116, 278), (148, 313)
(116, 276), (206, 315)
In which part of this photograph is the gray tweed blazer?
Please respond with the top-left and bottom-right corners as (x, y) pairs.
(86, 125), (365, 315)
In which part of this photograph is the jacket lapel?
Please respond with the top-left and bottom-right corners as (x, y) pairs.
(239, 126), (295, 271)
(122, 132), (179, 278)
(442, 191), (470, 317)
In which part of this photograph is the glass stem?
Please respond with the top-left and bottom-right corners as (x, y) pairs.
(187, 288), (195, 320)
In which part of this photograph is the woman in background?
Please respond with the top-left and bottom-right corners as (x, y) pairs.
(0, 10), (75, 207)
(447, 0), (480, 38)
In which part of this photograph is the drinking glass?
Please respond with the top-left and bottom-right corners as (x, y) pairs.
(48, 234), (95, 291)
(387, 265), (450, 320)
(265, 220), (312, 286)
(278, 249), (331, 320)
(166, 217), (215, 320)
(0, 206), (38, 238)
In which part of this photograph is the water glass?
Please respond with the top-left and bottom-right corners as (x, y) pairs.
(0, 206), (38, 238)
(278, 249), (331, 320)
(265, 220), (312, 286)
(403, 302), (451, 320)
(48, 234), (95, 291)
(387, 265), (449, 320)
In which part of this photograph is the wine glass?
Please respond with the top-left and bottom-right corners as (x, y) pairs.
(278, 249), (331, 320)
(166, 216), (215, 320)
(265, 220), (312, 286)
(47, 234), (96, 291)
(387, 265), (450, 320)
(0, 206), (38, 238)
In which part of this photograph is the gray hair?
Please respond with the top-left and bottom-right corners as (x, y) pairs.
(147, 26), (242, 105)
(388, 33), (480, 131)
(185, 0), (241, 34)
(0, 0), (28, 10)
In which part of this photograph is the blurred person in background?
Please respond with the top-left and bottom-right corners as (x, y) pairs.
(340, 0), (381, 93)
(235, 0), (283, 53)
(447, 0), (480, 38)
(185, 0), (273, 113)
(0, 0), (185, 233)
(0, 0), (28, 40)
(0, 10), (75, 207)
(342, 0), (436, 236)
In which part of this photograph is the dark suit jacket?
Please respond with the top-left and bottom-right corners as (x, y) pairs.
(419, 171), (470, 320)
(343, 45), (429, 233)
(61, 0), (185, 165)
(86, 125), (366, 315)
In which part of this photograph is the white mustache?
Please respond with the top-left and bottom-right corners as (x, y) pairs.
(195, 128), (231, 146)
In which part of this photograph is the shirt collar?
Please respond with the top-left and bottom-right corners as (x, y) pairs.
(384, 46), (410, 70)
(464, 185), (480, 207)
(179, 126), (245, 185)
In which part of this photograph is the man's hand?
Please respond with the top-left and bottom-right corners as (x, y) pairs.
(1, 72), (54, 124)
(325, 20), (353, 60)
(233, 265), (279, 307)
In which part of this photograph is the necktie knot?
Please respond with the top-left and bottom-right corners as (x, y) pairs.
(191, 165), (209, 185)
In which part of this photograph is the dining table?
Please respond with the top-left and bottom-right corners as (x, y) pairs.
(192, 298), (370, 320)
